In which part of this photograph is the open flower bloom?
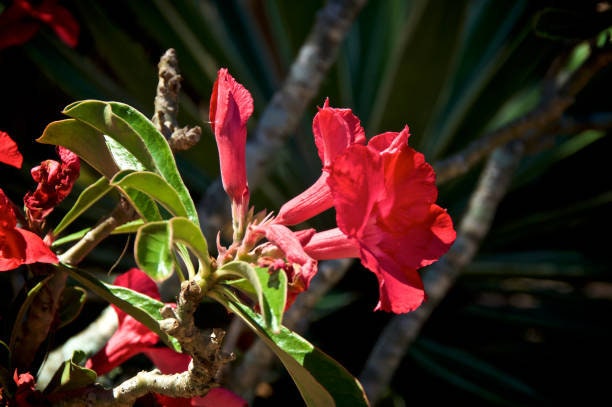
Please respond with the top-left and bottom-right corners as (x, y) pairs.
(24, 146), (80, 224)
(86, 269), (246, 407)
(0, 188), (58, 271)
(273, 101), (456, 313)
(209, 68), (254, 234)
(0, 0), (79, 50)
(0, 130), (23, 168)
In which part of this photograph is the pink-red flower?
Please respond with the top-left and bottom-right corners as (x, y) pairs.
(24, 146), (80, 224)
(0, 188), (58, 271)
(0, 131), (23, 169)
(0, 0), (79, 50)
(274, 98), (365, 226)
(274, 101), (456, 314)
(209, 68), (254, 231)
(86, 268), (246, 407)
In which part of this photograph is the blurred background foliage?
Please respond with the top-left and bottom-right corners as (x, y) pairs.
(1, 0), (611, 405)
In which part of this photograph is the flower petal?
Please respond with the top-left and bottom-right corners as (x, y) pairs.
(0, 131), (23, 169)
(274, 173), (333, 226)
(303, 228), (360, 260)
(313, 98), (365, 169)
(209, 69), (253, 210)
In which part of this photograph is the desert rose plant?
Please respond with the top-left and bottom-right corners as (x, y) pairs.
(0, 59), (455, 406)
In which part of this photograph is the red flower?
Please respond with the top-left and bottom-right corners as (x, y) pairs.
(0, 188), (58, 271)
(274, 98), (365, 226)
(313, 127), (455, 313)
(86, 269), (247, 407)
(209, 68), (254, 229)
(252, 223), (318, 308)
(24, 146), (80, 224)
(0, 0), (79, 50)
(0, 131), (23, 169)
(275, 100), (456, 313)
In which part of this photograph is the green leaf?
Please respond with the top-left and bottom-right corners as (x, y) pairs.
(57, 286), (87, 330)
(212, 290), (370, 407)
(215, 263), (287, 332)
(166, 217), (210, 271)
(111, 171), (190, 219)
(62, 100), (199, 225)
(64, 265), (180, 351)
(53, 176), (114, 236)
(135, 217), (211, 281)
(104, 135), (147, 171)
(44, 350), (97, 394)
(255, 266), (287, 334)
(38, 119), (119, 179)
(134, 221), (175, 281)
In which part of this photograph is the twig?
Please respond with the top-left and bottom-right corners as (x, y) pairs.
(360, 140), (525, 404)
(53, 280), (233, 407)
(37, 306), (118, 390)
(433, 43), (612, 184)
(152, 48), (201, 152)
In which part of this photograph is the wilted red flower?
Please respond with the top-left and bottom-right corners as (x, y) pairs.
(0, 130), (23, 169)
(24, 146), (80, 224)
(86, 269), (247, 407)
(0, 0), (79, 50)
(209, 68), (254, 230)
(0, 188), (57, 271)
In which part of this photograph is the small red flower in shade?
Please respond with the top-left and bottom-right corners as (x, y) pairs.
(274, 101), (456, 314)
(86, 269), (247, 407)
(0, 131), (23, 169)
(0, 0), (79, 50)
(0, 188), (58, 271)
(209, 68), (254, 235)
(24, 146), (80, 225)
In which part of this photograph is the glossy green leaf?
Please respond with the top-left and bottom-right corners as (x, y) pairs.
(212, 290), (370, 407)
(37, 118), (119, 179)
(44, 350), (97, 394)
(111, 171), (190, 220)
(57, 286), (87, 330)
(255, 266), (287, 334)
(134, 221), (175, 281)
(165, 217), (211, 272)
(135, 217), (210, 281)
(62, 100), (199, 225)
(215, 260), (286, 330)
(104, 135), (147, 171)
(53, 176), (114, 236)
(64, 265), (179, 351)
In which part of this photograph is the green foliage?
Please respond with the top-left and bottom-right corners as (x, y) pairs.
(215, 292), (369, 407)
(43, 351), (96, 395)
